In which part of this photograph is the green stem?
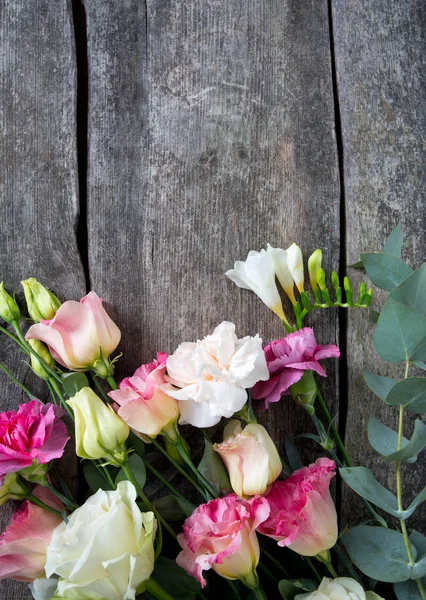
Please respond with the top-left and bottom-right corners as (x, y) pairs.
(143, 459), (187, 501)
(27, 493), (64, 517)
(260, 544), (289, 578)
(176, 441), (218, 499)
(145, 578), (175, 600)
(227, 580), (242, 600)
(249, 585), (267, 600)
(107, 375), (118, 390)
(43, 482), (76, 508)
(305, 557), (322, 583)
(150, 438), (208, 500)
(97, 461), (116, 489)
(0, 362), (35, 398)
(397, 361), (426, 600)
(325, 561), (339, 579)
(50, 377), (74, 419)
(11, 321), (63, 384)
(91, 375), (111, 403)
(258, 561), (278, 584)
(121, 461), (177, 540)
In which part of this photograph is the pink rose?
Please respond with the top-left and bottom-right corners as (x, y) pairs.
(252, 328), (340, 407)
(109, 353), (180, 441)
(0, 400), (69, 476)
(0, 486), (63, 581)
(258, 458), (338, 556)
(26, 291), (121, 373)
(176, 494), (269, 588)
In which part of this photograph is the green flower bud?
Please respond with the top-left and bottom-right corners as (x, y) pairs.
(289, 371), (317, 415)
(21, 278), (61, 322)
(0, 473), (29, 506)
(20, 460), (49, 485)
(308, 249), (322, 290)
(0, 282), (20, 323)
(331, 271), (339, 290)
(316, 268), (327, 292)
(28, 339), (55, 381)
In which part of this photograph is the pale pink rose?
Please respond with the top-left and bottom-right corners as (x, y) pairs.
(176, 494), (269, 587)
(108, 353), (180, 441)
(213, 420), (282, 497)
(0, 400), (69, 476)
(258, 458), (338, 556)
(0, 486), (63, 581)
(26, 291), (121, 371)
(252, 328), (340, 407)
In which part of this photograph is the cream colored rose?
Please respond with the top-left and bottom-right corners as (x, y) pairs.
(295, 577), (384, 600)
(45, 481), (156, 600)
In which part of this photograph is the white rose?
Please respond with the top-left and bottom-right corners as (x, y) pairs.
(225, 249), (287, 321)
(165, 322), (269, 427)
(45, 481), (156, 600)
(295, 577), (384, 600)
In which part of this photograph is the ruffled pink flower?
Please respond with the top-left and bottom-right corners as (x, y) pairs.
(0, 486), (63, 581)
(26, 291), (121, 371)
(109, 353), (180, 441)
(252, 328), (340, 407)
(258, 458), (338, 556)
(0, 400), (69, 476)
(176, 494), (269, 587)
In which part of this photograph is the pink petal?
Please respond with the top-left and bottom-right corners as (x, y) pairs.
(314, 344), (340, 360)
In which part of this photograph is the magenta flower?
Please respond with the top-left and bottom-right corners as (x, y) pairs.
(258, 458), (338, 556)
(0, 400), (69, 476)
(0, 486), (63, 581)
(176, 494), (269, 587)
(252, 327), (340, 407)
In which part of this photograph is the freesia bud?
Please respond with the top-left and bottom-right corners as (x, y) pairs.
(26, 291), (121, 374)
(28, 339), (55, 381)
(67, 388), (130, 465)
(308, 250), (322, 291)
(225, 249), (288, 323)
(266, 244), (297, 305)
(21, 278), (61, 323)
(317, 268), (327, 292)
(0, 282), (20, 323)
(286, 243), (304, 293)
(214, 420), (282, 497)
(0, 473), (28, 506)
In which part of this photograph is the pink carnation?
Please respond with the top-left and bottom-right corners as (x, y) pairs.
(176, 494), (269, 587)
(0, 486), (63, 581)
(109, 353), (180, 440)
(0, 400), (69, 476)
(258, 458), (338, 556)
(252, 327), (340, 407)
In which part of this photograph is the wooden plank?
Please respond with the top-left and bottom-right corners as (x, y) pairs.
(85, 0), (340, 491)
(0, 1), (85, 598)
(332, 0), (426, 530)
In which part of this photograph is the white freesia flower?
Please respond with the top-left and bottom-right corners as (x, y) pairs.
(165, 322), (269, 427)
(266, 244), (297, 305)
(225, 249), (287, 322)
(295, 577), (384, 600)
(287, 243), (305, 292)
(45, 481), (156, 600)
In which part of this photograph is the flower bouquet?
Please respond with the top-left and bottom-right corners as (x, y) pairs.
(0, 224), (425, 600)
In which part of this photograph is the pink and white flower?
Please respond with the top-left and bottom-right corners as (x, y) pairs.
(26, 291), (121, 372)
(109, 353), (180, 441)
(258, 458), (338, 556)
(165, 322), (269, 427)
(252, 327), (340, 407)
(0, 400), (69, 477)
(0, 487), (63, 582)
(176, 494), (269, 587)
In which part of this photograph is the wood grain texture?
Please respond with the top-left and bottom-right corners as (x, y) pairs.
(332, 0), (426, 530)
(0, 1), (85, 598)
(85, 0), (340, 494)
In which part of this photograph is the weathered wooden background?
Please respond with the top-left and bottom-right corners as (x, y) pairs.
(0, 0), (425, 597)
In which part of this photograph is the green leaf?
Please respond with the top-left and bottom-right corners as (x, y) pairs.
(278, 581), (300, 599)
(370, 310), (380, 324)
(116, 454), (146, 489)
(386, 378), (426, 414)
(384, 420), (426, 462)
(153, 495), (195, 521)
(411, 531), (426, 579)
(339, 467), (401, 518)
(367, 416), (415, 463)
(342, 525), (416, 582)
(390, 264), (426, 317)
(61, 372), (90, 397)
(414, 362), (426, 371)
(384, 223), (404, 258)
(373, 299), (426, 363)
(350, 260), (365, 270)
(150, 556), (202, 598)
(284, 433), (303, 472)
(395, 579), (426, 600)
(127, 431), (145, 457)
(198, 438), (232, 495)
(363, 369), (397, 401)
(406, 486), (426, 523)
(83, 461), (113, 492)
(361, 253), (412, 291)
